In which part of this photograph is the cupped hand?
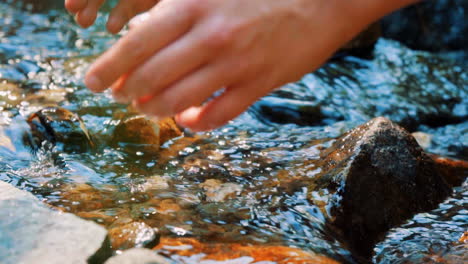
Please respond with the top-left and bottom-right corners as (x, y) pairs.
(84, 0), (418, 131)
(65, 0), (158, 33)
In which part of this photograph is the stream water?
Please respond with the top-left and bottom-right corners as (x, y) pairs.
(0, 1), (466, 263)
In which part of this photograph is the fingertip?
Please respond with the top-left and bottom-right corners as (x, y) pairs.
(65, 0), (87, 14)
(175, 107), (214, 132)
(84, 73), (103, 92)
(75, 10), (97, 28)
(106, 16), (124, 34)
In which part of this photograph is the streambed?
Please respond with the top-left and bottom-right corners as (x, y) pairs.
(0, 1), (466, 263)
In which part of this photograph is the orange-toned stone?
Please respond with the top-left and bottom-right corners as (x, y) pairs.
(459, 231), (468, 243)
(146, 198), (181, 215)
(154, 237), (340, 264)
(430, 154), (468, 187)
(158, 118), (182, 145)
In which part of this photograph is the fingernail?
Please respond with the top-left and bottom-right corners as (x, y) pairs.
(85, 75), (102, 92)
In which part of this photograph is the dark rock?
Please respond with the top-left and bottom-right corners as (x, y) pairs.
(0, 180), (112, 264)
(25, 106), (94, 153)
(336, 22), (382, 59)
(373, 180), (467, 264)
(429, 154), (468, 187)
(382, 0), (468, 51)
(314, 117), (452, 258)
(251, 96), (325, 126)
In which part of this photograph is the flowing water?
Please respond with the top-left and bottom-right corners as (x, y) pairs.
(0, 1), (466, 263)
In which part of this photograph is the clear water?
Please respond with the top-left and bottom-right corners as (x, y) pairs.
(0, 1), (466, 263)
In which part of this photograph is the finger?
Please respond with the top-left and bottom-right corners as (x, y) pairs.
(65, 0), (87, 14)
(85, 2), (197, 93)
(75, 0), (105, 28)
(132, 60), (239, 118)
(128, 12), (150, 29)
(175, 80), (269, 131)
(112, 26), (220, 100)
(107, 0), (157, 34)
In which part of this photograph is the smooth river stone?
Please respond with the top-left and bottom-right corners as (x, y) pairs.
(0, 180), (111, 264)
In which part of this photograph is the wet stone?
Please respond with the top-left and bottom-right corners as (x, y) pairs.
(0, 81), (23, 107)
(411, 131), (432, 150)
(313, 117), (452, 258)
(200, 179), (243, 203)
(111, 112), (182, 154)
(132, 175), (170, 193)
(108, 222), (160, 251)
(154, 237), (340, 264)
(373, 180), (468, 264)
(105, 248), (174, 264)
(25, 106), (94, 152)
(59, 183), (113, 212)
(0, 180), (111, 264)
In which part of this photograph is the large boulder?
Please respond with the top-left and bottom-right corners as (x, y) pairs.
(0, 180), (112, 264)
(313, 117), (452, 257)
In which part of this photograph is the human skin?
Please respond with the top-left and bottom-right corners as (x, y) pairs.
(66, 0), (421, 131)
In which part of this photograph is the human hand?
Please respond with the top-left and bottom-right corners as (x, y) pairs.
(84, 0), (420, 131)
(65, 0), (158, 33)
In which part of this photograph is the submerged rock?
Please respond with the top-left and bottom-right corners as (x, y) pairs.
(0, 180), (111, 264)
(110, 109), (182, 153)
(154, 237), (340, 264)
(200, 179), (243, 203)
(25, 106), (94, 152)
(313, 117), (452, 257)
(105, 248), (174, 264)
(108, 222), (160, 251)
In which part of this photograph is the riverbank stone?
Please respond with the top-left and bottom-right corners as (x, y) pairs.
(0, 180), (112, 264)
(314, 117), (452, 258)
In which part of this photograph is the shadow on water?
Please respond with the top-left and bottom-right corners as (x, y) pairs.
(0, 0), (466, 263)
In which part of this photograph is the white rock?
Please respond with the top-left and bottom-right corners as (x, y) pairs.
(0, 181), (111, 264)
